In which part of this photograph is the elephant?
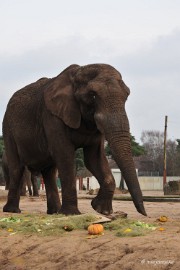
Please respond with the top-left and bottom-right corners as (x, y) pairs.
(2, 64), (147, 216)
(2, 151), (9, 190)
(2, 151), (39, 197)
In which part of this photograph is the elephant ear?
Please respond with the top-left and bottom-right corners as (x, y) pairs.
(44, 65), (81, 129)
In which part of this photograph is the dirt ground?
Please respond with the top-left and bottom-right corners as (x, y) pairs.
(0, 191), (180, 270)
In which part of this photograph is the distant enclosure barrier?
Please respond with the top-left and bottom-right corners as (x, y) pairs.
(76, 169), (180, 191)
(138, 176), (180, 191)
(138, 171), (160, 176)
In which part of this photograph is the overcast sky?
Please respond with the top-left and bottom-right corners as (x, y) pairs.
(0, 0), (180, 142)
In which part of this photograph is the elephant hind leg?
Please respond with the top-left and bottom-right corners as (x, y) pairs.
(41, 166), (61, 214)
(31, 175), (39, 197)
(3, 129), (25, 213)
(3, 162), (25, 213)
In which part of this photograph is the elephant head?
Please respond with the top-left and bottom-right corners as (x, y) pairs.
(44, 64), (146, 216)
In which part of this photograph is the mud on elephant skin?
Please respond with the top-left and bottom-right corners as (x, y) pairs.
(3, 64), (147, 216)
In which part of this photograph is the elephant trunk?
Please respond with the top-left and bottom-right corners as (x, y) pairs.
(95, 111), (147, 216)
(108, 134), (147, 216)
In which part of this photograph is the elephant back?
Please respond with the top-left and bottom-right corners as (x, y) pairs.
(3, 77), (51, 140)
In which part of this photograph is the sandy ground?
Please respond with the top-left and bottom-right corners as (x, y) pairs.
(0, 191), (180, 270)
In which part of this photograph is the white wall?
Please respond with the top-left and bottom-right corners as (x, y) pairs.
(111, 169), (121, 188)
(77, 171), (180, 191)
(138, 176), (180, 191)
(77, 169), (122, 190)
(88, 176), (100, 190)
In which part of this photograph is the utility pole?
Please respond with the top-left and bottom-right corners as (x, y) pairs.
(163, 116), (168, 187)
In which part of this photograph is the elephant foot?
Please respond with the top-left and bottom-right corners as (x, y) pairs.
(47, 196), (62, 214)
(59, 206), (81, 215)
(91, 196), (113, 215)
(32, 193), (39, 197)
(3, 203), (21, 213)
(47, 207), (61, 215)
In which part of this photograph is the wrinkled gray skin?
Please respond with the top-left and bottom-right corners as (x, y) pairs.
(3, 64), (147, 216)
(20, 167), (39, 197)
(2, 152), (39, 197)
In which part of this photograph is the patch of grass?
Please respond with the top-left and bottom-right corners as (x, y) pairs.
(0, 214), (156, 237)
(104, 219), (156, 237)
(0, 213), (99, 236)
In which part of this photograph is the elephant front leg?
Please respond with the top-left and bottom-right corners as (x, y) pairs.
(58, 169), (81, 215)
(42, 167), (61, 214)
(91, 180), (115, 215)
(84, 143), (115, 215)
(60, 183), (80, 215)
(56, 152), (81, 215)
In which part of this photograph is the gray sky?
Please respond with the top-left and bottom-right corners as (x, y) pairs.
(0, 0), (180, 142)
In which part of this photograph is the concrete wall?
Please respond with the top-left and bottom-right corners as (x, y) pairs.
(138, 176), (180, 191)
(78, 169), (180, 191)
(77, 169), (122, 190)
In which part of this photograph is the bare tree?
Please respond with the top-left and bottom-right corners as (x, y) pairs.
(140, 130), (180, 176)
(141, 130), (164, 174)
(166, 139), (177, 176)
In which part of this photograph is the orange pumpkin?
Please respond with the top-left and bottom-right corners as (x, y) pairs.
(158, 216), (168, 222)
(159, 227), (165, 231)
(88, 224), (104, 235)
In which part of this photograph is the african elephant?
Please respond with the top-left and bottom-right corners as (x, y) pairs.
(2, 151), (39, 196)
(2, 64), (147, 216)
(2, 151), (9, 190)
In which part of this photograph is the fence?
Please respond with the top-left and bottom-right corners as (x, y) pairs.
(138, 171), (160, 176)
